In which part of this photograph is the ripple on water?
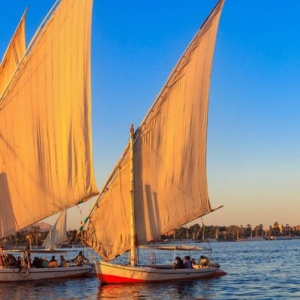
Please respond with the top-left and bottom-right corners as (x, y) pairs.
(1, 241), (300, 299)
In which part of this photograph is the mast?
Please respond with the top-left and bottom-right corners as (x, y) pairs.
(130, 124), (137, 266)
(202, 225), (205, 241)
(215, 227), (219, 240)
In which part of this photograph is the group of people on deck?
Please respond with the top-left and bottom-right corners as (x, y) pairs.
(31, 255), (67, 268)
(31, 251), (88, 268)
(0, 253), (21, 268)
(173, 255), (210, 269)
(0, 251), (87, 269)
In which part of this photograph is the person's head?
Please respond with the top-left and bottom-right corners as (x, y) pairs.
(42, 256), (47, 261)
(184, 256), (188, 261)
(60, 255), (64, 260)
(200, 255), (204, 259)
(51, 256), (55, 260)
(175, 256), (180, 261)
(186, 256), (190, 260)
(79, 251), (82, 255)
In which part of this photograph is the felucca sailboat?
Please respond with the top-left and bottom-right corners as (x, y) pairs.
(43, 211), (67, 249)
(0, 0), (97, 281)
(81, 0), (227, 284)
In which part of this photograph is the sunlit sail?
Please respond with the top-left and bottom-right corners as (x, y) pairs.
(82, 0), (226, 284)
(0, 0), (97, 239)
(43, 211), (67, 249)
(0, 8), (27, 98)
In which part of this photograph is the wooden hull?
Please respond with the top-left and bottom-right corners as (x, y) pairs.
(96, 261), (226, 284)
(0, 265), (92, 282)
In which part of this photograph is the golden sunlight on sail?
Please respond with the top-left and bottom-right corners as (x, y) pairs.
(0, 0), (98, 238)
(0, 9), (26, 98)
(85, 0), (225, 262)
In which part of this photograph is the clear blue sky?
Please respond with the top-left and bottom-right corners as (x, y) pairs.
(1, 1), (300, 230)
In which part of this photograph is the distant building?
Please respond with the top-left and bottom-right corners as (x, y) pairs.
(292, 225), (300, 231)
(271, 224), (282, 233)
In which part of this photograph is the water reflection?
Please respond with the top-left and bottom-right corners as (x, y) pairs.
(97, 279), (217, 300)
(0, 277), (97, 300)
(98, 283), (155, 299)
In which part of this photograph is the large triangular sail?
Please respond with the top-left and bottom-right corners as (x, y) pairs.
(0, 0), (98, 238)
(85, 0), (225, 261)
(0, 8), (27, 98)
(43, 210), (67, 249)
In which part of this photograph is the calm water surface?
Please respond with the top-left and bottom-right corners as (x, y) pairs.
(1, 241), (300, 299)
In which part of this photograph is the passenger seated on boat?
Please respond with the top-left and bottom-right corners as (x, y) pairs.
(15, 257), (22, 268)
(173, 256), (184, 269)
(4, 254), (9, 267)
(32, 257), (42, 268)
(49, 256), (58, 268)
(59, 255), (67, 268)
(41, 256), (49, 268)
(198, 255), (210, 267)
(183, 256), (192, 269)
(68, 251), (86, 266)
(5, 254), (16, 267)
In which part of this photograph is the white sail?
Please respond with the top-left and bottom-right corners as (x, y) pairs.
(0, 8), (26, 98)
(85, 0), (225, 261)
(43, 210), (67, 249)
(0, 0), (98, 238)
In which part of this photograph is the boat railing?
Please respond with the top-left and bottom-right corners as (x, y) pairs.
(147, 251), (157, 268)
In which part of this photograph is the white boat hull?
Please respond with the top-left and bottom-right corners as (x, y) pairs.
(0, 265), (92, 282)
(274, 236), (292, 240)
(95, 261), (226, 284)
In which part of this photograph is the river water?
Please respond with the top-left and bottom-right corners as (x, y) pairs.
(1, 240), (300, 299)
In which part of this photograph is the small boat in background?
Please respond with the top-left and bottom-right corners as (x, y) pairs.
(272, 236), (292, 240)
(44, 211), (67, 250)
(245, 237), (265, 242)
